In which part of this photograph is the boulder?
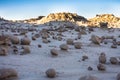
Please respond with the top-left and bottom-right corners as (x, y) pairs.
(0, 68), (18, 80)
(60, 44), (68, 50)
(11, 36), (19, 44)
(38, 44), (42, 48)
(57, 36), (62, 41)
(50, 49), (58, 56)
(21, 37), (31, 45)
(46, 68), (56, 78)
(0, 48), (8, 56)
(32, 36), (36, 40)
(66, 39), (74, 45)
(0, 35), (9, 45)
(42, 39), (50, 43)
(74, 42), (82, 49)
(80, 30), (87, 35)
(91, 35), (101, 45)
(117, 73), (120, 80)
(88, 66), (93, 71)
(20, 46), (30, 55)
(82, 55), (88, 61)
(110, 57), (118, 64)
(99, 53), (106, 64)
(97, 63), (106, 71)
(111, 44), (117, 48)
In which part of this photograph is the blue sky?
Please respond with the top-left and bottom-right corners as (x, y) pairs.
(0, 0), (120, 20)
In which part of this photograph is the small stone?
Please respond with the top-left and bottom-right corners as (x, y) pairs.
(50, 49), (58, 56)
(20, 46), (30, 55)
(66, 39), (74, 45)
(38, 44), (42, 48)
(0, 68), (18, 80)
(13, 48), (18, 54)
(100, 52), (106, 56)
(99, 53), (106, 64)
(97, 63), (106, 71)
(60, 44), (68, 50)
(110, 57), (118, 64)
(42, 39), (49, 43)
(34, 34), (40, 38)
(117, 73), (120, 80)
(88, 66), (93, 71)
(57, 36), (62, 41)
(46, 68), (56, 78)
(111, 44), (117, 48)
(82, 55), (88, 61)
(79, 75), (98, 80)
(77, 35), (81, 39)
(104, 41), (108, 44)
(88, 28), (94, 31)
(105, 36), (114, 39)
(32, 36), (36, 40)
(42, 33), (49, 39)
(74, 42), (82, 49)
(80, 30), (87, 35)
(117, 41), (120, 45)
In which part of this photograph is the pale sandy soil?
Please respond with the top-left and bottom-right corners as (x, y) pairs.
(0, 24), (120, 80)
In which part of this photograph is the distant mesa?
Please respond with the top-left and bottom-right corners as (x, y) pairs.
(88, 14), (120, 28)
(0, 12), (120, 28)
(22, 13), (120, 28)
(39, 12), (88, 24)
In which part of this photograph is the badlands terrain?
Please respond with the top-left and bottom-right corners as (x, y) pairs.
(0, 12), (120, 80)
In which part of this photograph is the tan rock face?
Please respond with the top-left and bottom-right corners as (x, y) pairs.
(39, 12), (87, 24)
(99, 22), (108, 28)
(0, 68), (18, 80)
(88, 14), (120, 28)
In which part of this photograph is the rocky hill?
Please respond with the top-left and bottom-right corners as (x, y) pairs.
(88, 14), (120, 28)
(22, 16), (44, 23)
(35, 12), (88, 24)
(21, 13), (120, 28)
(1, 13), (120, 28)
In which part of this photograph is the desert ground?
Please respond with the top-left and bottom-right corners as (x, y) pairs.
(0, 13), (120, 80)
